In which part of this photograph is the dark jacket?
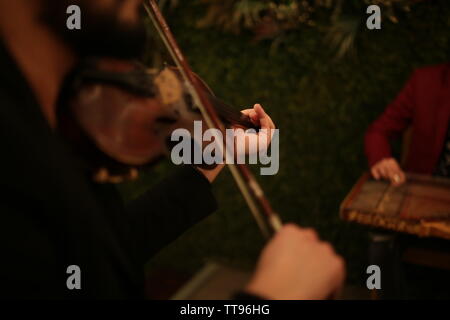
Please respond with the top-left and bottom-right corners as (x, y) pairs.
(0, 41), (217, 299)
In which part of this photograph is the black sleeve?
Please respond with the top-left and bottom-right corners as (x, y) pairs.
(125, 165), (218, 264)
(0, 198), (64, 299)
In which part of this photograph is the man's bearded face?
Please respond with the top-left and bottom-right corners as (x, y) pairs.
(40, 0), (146, 59)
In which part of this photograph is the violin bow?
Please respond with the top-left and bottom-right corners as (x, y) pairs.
(144, 0), (282, 238)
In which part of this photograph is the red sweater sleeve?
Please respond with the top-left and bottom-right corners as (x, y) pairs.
(364, 70), (417, 168)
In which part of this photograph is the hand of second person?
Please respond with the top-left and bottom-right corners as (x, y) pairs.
(371, 157), (406, 186)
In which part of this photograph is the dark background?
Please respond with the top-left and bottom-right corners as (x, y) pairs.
(120, 0), (450, 298)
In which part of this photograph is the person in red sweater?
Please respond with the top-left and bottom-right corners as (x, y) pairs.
(365, 64), (450, 299)
(365, 64), (450, 185)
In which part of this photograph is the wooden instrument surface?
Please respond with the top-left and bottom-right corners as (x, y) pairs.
(340, 173), (450, 239)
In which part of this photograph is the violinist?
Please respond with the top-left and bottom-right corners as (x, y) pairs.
(0, 0), (344, 299)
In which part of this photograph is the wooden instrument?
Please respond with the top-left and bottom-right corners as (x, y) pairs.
(340, 173), (450, 239)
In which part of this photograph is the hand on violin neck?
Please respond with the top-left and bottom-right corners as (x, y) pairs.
(194, 104), (276, 183)
(236, 104), (276, 155)
(195, 104), (276, 184)
(240, 104), (275, 129)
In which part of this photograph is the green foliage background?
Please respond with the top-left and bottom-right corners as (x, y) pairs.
(120, 0), (450, 292)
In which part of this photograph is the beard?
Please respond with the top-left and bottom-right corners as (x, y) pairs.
(40, 0), (147, 60)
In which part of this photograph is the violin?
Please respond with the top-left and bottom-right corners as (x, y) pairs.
(58, 58), (257, 177)
(58, 0), (282, 238)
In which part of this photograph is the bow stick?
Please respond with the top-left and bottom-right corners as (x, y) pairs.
(144, 0), (282, 238)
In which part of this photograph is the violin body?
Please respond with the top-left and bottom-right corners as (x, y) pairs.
(57, 58), (257, 181)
